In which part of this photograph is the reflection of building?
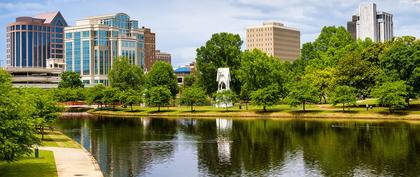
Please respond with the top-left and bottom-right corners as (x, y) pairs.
(64, 13), (145, 85)
(347, 3), (393, 42)
(142, 27), (155, 72)
(5, 67), (61, 88)
(246, 22), (300, 61)
(6, 11), (68, 68)
(155, 50), (171, 64)
(216, 118), (232, 163)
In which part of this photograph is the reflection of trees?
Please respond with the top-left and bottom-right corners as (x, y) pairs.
(58, 117), (420, 177)
(58, 117), (179, 177)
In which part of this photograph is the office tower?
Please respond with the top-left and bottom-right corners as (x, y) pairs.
(347, 3), (393, 42)
(142, 27), (155, 71)
(6, 11), (67, 68)
(155, 50), (171, 64)
(246, 22), (300, 61)
(64, 13), (146, 85)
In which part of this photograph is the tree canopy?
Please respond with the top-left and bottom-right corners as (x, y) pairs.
(146, 61), (178, 98)
(58, 71), (83, 88)
(109, 57), (145, 90)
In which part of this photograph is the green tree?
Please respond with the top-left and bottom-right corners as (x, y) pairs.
(330, 85), (357, 111)
(119, 89), (142, 111)
(109, 57), (145, 90)
(372, 81), (408, 113)
(196, 32), (243, 95)
(86, 84), (106, 108)
(146, 61), (178, 97)
(213, 90), (237, 111)
(304, 67), (336, 103)
(145, 86), (172, 112)
(30, 89), (62, 139)
(58, 71), (83, 88)
(183, 74), (196, 88)
(250, 85), (281, 112)
(102, 87), (121, 109)
(179, 87), (208, 111)
(286, 80), (319, 111)
(0, 69), (39, 161)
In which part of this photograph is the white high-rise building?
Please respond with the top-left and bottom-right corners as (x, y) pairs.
(347, 3), (393, 42)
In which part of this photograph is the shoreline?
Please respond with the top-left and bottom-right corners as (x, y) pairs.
(80, 110), (420, 122)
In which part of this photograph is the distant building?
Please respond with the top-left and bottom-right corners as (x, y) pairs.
(6, 11), (68, 68)
(142, 27), (155, 72)
(155, 50), (171, 64)
(64, 13), (145, 85)
(174, 62), (195, 85)
(347, 3), (393, 42)
(5, 12), (67, 88)
(246, 22), (300, 61)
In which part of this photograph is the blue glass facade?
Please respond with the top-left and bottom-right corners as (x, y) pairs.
(74, 32), (81, 72)
(83, 40), (90, 75)
(66, 42), (72, 70)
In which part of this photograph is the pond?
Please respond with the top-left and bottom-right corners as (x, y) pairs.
(57, 116), (420, 177)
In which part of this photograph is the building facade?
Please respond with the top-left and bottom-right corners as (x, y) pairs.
(155, 50), (171, 64)
(347, 3), (393, 42)
(6, 12), (67, 68)
(142, 27), (155, 72)
(246, 22), (300, 61)
(64, 13), (145, 85)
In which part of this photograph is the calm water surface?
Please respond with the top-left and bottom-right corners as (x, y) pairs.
(57, 117), (420, 177)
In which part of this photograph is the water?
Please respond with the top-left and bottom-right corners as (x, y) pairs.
(56, 117), (420, 177)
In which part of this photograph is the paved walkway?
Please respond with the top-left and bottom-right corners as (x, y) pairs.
(40, 147), (103, 177)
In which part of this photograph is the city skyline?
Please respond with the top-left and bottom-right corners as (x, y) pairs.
(1, 0), (420, 67)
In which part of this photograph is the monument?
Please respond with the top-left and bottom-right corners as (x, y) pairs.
(215, 68), (233, 108)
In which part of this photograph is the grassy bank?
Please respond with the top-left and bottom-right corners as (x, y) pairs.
(40, 130), (81, 148)
(0, 150), (57, 177)
(88, 102), (420, 120)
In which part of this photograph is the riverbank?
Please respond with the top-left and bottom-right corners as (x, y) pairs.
(86, 104), (420, 121)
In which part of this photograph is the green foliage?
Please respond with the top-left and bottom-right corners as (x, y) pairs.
(183, 74), (196, 88)
(0, 70), (39, 161)
(304, 67), (336, 103)
(145, 86), (172, 112)
(250, 85), (281, 112)
(286, 80), (319, 111)
(213, 90), (238, 111)
(146, 61), (178, 97)
(196, 32), (243, 95)
(109, 57), (145, 90)
(102, 87), (121, 108)
(330, 85), (357, 111)
(86, 84), (106, 108)
(119, 89), (142, 111)
(52, 88), (86, 102)
(179, 87), (208, 111)
(372, 81), (408, 113)
(58, 71), (83, 88)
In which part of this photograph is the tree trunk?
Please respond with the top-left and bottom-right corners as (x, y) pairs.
(41, 126), (44, 140)
(158, 106), (161, 112)
(303, 100), (306, 111)
(191, 104), (193, 112)
(130, 104), (133, 111)
(246, 102), (249, 110)
(323, 95), (327, 104)
(263, 106), (267, 112)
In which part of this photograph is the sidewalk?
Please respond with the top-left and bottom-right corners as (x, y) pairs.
(40, 146), (103, 177)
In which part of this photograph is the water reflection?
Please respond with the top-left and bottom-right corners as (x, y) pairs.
(57, 117), (420, 177)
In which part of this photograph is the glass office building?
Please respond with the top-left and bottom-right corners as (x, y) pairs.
(6, 12), (67, 68)
(65, 13), (145, 85)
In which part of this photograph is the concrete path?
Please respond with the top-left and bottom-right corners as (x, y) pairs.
(40, 147), (103, 177)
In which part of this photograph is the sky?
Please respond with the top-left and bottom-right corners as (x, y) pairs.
(0, 0), (420, 67)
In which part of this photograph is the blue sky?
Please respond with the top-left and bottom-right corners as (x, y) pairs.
(0, 0), (420, 67)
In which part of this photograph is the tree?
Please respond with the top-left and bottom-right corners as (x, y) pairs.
(183, 74), (196, 88)
(145, 86), (172, 112)
(30, 89), (62, 139)
(86, 84), (106, 108)
(119, 89), (142, 111)
(196, 32), (243, 95)
(330, 85), (357, 111)
(109, 57), (145, 90)
(179, 87), (208, 111)
(238, 49), (287, 109)
(146, 61), (178, 97)
(102, 87), (121, 109)
(304, 67), (336, 103)
(286, 80), (319, 111)
(213, 90), (237, 111)
(372, 81), (408, 113)
(0, 69), (39, 161)
(58, 71), (83, 88)
(250, 85), (281, 112)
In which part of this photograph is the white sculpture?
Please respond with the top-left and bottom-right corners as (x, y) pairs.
(215, 68), (233, 108)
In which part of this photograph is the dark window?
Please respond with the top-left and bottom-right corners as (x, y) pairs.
(28, 25), (32, 30)
(22, 25), (26, 30)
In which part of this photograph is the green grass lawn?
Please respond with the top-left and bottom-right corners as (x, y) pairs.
(0, 150), (57, 177)
(40, 130), (80, 148)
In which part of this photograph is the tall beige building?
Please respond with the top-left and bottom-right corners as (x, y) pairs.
(246, 22), (300, 61)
